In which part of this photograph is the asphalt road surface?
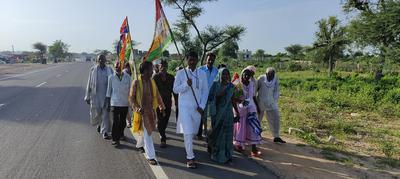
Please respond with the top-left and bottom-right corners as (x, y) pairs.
(0, 62), (277, 179)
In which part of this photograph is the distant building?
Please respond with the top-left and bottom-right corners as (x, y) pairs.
(71, 52), (96, 62)
(239, 49), (252, 60)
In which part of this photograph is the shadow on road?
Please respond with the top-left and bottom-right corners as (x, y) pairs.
(0, 86), (89, 125)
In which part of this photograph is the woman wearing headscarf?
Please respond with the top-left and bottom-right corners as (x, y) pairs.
(207, 68), (239, 164)
(245, 65), (257, 94)
(233, 69), (263, 157)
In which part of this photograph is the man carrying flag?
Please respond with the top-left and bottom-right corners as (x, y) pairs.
(117, 17), (138, 142)
(173, 51), (208, 169)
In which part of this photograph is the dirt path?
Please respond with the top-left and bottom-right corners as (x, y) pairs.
(246, 133), (400, 179)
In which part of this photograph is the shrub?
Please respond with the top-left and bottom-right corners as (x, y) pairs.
(287, 62), (303, 72)
(384, 88), (400, 105)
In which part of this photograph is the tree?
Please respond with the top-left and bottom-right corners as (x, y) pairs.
(218, 40), (239, 59)
(344, 0), (400, 80)
(163, 0), (246, 64)
(253, 49), (265, 60)
(313, 16), (347, 76)
(32, 42), (47, 64)
(285, 44), (304, 60)
(162, 50), (170, 58)
(94, 49), (111, 55)
(48, 40), (69, 63)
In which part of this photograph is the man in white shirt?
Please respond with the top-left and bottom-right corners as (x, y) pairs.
(106, 62), (132, 147)
(256, 67), (286, 143)
(173, 51), (208, 169)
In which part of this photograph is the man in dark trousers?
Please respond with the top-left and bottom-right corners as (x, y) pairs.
(106, 62), (131, 147)
(153, 60), (177, 148)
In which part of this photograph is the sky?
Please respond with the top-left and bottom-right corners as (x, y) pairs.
(0, 0), (347, 54)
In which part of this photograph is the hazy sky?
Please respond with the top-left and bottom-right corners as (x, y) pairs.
(0, 0), (347, 54)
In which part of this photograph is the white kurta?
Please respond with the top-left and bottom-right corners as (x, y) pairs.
(173, 68), (208, 135)
(256, 75), (280, 111)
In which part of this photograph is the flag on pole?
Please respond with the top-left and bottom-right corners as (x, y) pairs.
(117, 17), (132, 70)
(144, 0), (173, 62)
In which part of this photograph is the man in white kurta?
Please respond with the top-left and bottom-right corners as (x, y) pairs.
(84, 54), (113, 139)
(173, 52), (208, 168)
(256, 67), (286, 143)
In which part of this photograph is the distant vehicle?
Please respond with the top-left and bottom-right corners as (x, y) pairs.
(0, 57), (9, 63)
(86, 57), (92, 62)
(0, 60), (6, 64)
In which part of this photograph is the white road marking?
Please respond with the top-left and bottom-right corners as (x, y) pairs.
(132, 133), (169, 179)
(144, 153), (169, 179)
(56, 74), (62, 77)
(0, 103), (5, 108)
(0, 65), (64, 81)
(35, 82), (47, 87)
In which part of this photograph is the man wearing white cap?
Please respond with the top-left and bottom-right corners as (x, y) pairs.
(256, 67), (286, 143)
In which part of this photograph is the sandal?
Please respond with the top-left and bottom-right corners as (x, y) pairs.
(137, 147), (145, 153)
(234, 145), (244, 152)
(160, 141), (167, 148)
(251, 150), (262, 157)
(186, 159), (197, 169)
(148, 159), (158, 165)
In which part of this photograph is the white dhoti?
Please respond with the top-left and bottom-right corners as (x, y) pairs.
(134, 125), (156, 160)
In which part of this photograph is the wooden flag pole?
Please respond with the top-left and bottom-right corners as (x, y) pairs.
(166, 17), (200, 107)
(126, 17), (139, 80)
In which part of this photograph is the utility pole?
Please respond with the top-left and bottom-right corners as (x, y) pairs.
(12, 45), (15, 54)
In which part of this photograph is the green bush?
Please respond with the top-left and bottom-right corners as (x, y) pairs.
(168, 60), (181, 72)
(287, 62), (303, 72)
(384, 88), (400, 105)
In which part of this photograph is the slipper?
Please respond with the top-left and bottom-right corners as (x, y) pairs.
(148, 159), (158, 165)
(251, 150), (262, 157)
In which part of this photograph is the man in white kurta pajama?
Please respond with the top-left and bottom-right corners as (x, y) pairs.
(84, 54), (113, 139)
(256, 67), (286, 143)
(173, 52), (208, 169)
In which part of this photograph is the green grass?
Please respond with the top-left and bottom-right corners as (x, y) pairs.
(166, 58), (400, 164)
(251, 69), (400, 163)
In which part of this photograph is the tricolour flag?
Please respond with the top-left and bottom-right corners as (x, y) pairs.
(117, 17), (132, 70)
(144, 0), (173, 62)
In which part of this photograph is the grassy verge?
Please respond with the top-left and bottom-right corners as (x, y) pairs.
(260, 70), (400, 168)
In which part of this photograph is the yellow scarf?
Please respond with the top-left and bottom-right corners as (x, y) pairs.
(131, 76), (159, 134)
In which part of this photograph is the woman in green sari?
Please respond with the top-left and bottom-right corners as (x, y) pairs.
(207, 68), (240, 164)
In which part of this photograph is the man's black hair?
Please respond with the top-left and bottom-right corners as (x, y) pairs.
(139, 61), (153, 74)
(186, 51), (198, 60)
(206, 53), (216, 58)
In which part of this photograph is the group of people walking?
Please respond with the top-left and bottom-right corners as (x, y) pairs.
(84, 51), (285, 169)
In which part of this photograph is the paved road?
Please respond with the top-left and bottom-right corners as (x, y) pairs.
(0, 63), (277, 179)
